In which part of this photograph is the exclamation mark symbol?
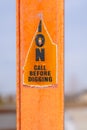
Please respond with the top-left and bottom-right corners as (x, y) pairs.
(38, 20), (42, 32)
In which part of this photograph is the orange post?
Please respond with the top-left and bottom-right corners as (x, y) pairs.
(16, 0), (64, 130)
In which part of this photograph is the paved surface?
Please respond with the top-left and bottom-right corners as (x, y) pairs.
(0, 105), (16, 130)
(0, 113), (16, 130)
(66, 107), (87, 130)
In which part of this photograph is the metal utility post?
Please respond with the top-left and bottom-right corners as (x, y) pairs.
(16, 0), (64, 130)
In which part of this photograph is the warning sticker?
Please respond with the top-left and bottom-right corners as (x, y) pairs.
(23, 20), (58, 87)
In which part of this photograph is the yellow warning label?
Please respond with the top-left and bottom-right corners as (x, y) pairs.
(23, 20), (58, 87)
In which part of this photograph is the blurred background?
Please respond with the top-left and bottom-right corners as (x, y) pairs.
(0, 0), (87, 130)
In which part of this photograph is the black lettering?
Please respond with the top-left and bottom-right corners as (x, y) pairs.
(36, 48), (45, 61)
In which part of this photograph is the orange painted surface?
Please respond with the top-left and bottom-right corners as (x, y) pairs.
(16, 0), (64, 130)
(23, 20), (57, 87)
